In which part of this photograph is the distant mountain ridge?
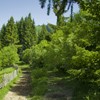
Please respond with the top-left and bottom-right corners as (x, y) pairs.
(36, 23), (56, 34)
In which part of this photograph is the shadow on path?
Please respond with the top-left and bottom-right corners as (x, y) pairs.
(11, 68), (31, 96)
(4, 67), (32, 100)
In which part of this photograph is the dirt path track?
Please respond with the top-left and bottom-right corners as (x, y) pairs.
(4, 68), (31, 100)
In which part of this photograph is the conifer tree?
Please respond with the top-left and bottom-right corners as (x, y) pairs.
(23, 13), (35, 49)
(0, 24), (6, 47)
(17, 17), (24, 46)
(37, 25), (49, 43)
(17, 13), (36, 50)
(1, 17), (19, 46)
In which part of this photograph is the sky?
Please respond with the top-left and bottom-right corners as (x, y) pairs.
(0, 0), (79, 28)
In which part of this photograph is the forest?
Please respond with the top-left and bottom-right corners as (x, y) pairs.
(0, 0), (100, 100)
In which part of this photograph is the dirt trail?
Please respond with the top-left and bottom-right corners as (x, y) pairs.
(4, 68), (31, 100)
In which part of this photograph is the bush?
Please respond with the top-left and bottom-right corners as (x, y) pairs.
(33, 77), (48, 95)
(31, 68), (47, 79)
(31, 68), (48, 96)
(0, 45), (19, 68)
(22, 48), (32, 64)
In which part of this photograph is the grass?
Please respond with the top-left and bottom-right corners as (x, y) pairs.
(29, 67), (100, 100)
(0, 67), (15, 75)
(47, 71), (100, 100)
(30, 68), (99, 100)
(30, 68), (74, 100)
(18, 63), (30, 70)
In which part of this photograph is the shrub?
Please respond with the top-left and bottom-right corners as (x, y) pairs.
(22, 48), (32, 64)
(0, 45), (19, 68)
(31, 68), (48, 95)
(71, 46), (100, 82)
(31, 68), (47, 79)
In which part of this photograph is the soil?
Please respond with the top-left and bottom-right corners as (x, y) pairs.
(4, 68), (31, 100)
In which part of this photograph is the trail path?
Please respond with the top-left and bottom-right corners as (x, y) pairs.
(4, 68), (31, 100)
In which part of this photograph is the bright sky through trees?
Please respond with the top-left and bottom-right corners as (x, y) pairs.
(0, 0), (79, 28)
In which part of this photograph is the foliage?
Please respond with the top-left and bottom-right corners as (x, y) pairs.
(37, 25), (50, 43)
(30, 40), (49, 68)
(22, 48), (32, 64)
(0, 67), (15, 75)
(0, 17), (18, 47)
(16, 14), (36, 59)
(0, 45), (19, 68)
(0, 67), (15, 83)
(36, 24), (55, 43)
(39, 0), (75, 24)
(31, 68), (48, 96)
(27, 8), (100, 99)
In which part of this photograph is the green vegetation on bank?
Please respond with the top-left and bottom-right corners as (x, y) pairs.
(0, 67), (21, 100)
(0, 67), (15, 83)
(0, 67), (15, 75)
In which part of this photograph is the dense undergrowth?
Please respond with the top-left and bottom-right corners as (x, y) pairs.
(30, 66), (100, 100)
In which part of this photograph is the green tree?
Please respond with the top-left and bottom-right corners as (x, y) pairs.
(23, 13), (36, 49)
(77, 0), (100, 18)
(17, 13), (36, 50)
(39, 0), (100, 23)
(37, 25), (50, 43)
(22, 48), (32, 64)
(17, 17), (24, 47)
(0, 45), (19, 68)
(0, 24), (6, 48)
(17, 17), (25, 57)
(0, 17), (19, 46)
(39, 0), (75, 24)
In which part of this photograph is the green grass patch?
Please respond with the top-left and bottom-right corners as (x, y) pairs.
(31, 96), (44, 100)
(0, 67), (15, 75)
(18, 64), (30, 70)
(0, 67), (16, 84)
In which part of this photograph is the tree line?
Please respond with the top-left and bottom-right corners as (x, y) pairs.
(0, 13), (36, 69)
(0, 13), (53, 69)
